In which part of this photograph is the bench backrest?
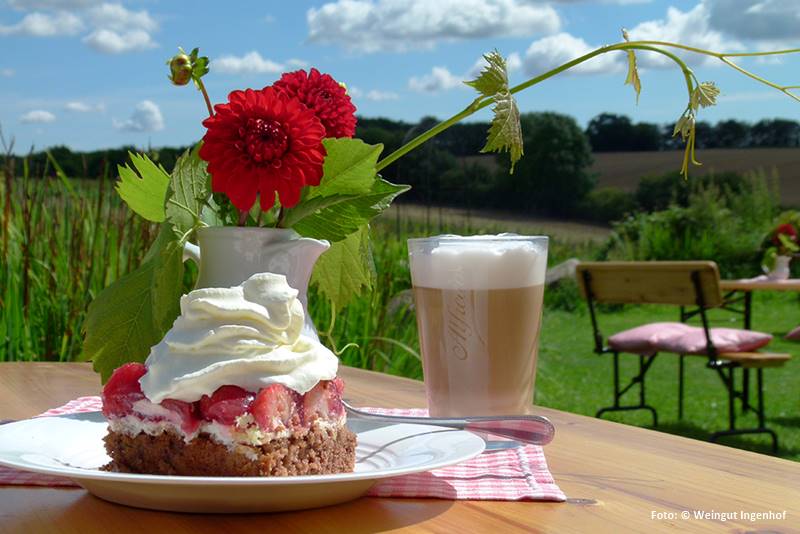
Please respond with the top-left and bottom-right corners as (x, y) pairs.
(576, 261), (724, 308)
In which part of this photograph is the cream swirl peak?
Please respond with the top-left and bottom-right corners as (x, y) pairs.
(139, 273), (338, 403)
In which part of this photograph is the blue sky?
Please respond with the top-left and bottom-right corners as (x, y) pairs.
(1, 0), (798, 152)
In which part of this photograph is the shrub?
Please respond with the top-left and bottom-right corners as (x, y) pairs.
(634, 170), (751, 213)
(605, 171), (778, 278)
(581, 187), (636, 224)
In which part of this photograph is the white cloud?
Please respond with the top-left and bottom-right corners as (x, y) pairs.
(0, 11), (84, 36)
(65, 101), (104, 112)
(88, 3), (157, 32)
(1, 68), (13, 77)
(286, 58), (308, 68)
(506, 52), (522, 73)
(349, 87), (399, 101)
(409, 66), (463, 93)
(523, 33), (623, 76)
(307, 0), (560, 53)
(20, 109), (56, 123)
(113, 100), (164, 132)
(214, 51), (284, 75)
(706, 0), (800, 45)
(83, 28), (156, 53)
(626, 4), (740, 67)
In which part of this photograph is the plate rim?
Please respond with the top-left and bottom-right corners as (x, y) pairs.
(0, 412), (486, 486)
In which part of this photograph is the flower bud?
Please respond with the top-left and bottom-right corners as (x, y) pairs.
(168, 53), (193, 86)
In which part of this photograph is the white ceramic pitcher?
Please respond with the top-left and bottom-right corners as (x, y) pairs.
(183, 227), (330, 340)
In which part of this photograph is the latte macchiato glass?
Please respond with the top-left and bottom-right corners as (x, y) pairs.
(408, 235), (548, 417)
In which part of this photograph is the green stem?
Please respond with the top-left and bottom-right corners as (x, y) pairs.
(196, 78), (214, 118)
(376, 42), (694, 172)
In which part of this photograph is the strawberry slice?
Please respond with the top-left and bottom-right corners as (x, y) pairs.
(199, 386), (255, 425)
(252, 384), (301, 431)
(303, 379), (345, 424)
(101, 362), (147, 418)
(161, 399), (201, 434)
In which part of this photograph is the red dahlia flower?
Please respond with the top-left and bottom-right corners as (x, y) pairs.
(199, 87), (326, 211)
(273, 68), (357, 138)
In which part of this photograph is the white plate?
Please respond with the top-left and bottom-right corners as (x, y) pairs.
(0, 412), (485, 513)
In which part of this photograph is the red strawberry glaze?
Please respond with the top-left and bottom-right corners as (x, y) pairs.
(199, 386), (255, 425)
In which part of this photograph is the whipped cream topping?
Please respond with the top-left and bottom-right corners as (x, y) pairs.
(139, 273), (338, 403)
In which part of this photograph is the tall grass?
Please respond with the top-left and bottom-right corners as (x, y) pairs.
(1, 157), (156, 361)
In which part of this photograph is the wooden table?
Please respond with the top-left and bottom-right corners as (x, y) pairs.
(1, 363), (798, 533)
(719, 279), (800, 329)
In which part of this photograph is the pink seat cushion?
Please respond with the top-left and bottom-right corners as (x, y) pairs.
(659, 327), (772, 355)
(608, 322), (772, 355)
(785, 325), (800, 341)
(608, 322), (695, 354)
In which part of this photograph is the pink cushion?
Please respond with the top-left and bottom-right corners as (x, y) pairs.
(785, 325), (800, 341)
(608, 322), (694, 354)
(608, 322), (772, 355)
(659, 327), (771, 355)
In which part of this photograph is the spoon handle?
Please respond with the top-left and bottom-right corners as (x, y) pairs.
(344, 404), (555, 446)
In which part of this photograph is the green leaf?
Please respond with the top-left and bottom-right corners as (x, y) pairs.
(289, 179), (409, 242)
(481, 90), (524, 173)
(165, 144), (210, 232)
(624, 50), (642, 104)
(116, 152), (170, 222)
(311, 226), (375, 310)
(306, 138), (384, 199)
(465, 50), (508, 97)
(81, 223), (184, 382)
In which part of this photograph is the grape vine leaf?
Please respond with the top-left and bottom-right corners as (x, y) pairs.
(466, 51), (524, 173)
(116, 152), (170, 222)
(81, 223), (184, 382)
(482, 90), (523, 172)
(311, 226), (375, 310)
(624, 50), (642, 103)
(465, 50), (508, 97)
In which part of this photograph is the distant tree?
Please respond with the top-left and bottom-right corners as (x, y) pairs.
(630, 122), (661, 151)
(693, 121), (714, 149)
(712, 119), (750, 148)
(498, 112), (594, 216)
(586, 113), (634, 151)
(750, 119), (800, 147)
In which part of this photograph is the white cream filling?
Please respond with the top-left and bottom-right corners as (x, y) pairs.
(108, 412), (347, 451)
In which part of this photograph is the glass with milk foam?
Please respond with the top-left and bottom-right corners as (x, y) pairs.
(408, 235), (548, 417)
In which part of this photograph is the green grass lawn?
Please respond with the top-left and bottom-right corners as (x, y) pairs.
(536, 290), (800, 461)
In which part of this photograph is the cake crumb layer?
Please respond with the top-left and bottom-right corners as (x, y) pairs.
(103, 425), (357, 476)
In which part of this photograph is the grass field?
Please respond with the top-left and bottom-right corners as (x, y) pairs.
(2, 174), (798, 461)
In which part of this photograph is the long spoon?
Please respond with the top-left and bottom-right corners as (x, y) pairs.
(342, 400), (555, 446)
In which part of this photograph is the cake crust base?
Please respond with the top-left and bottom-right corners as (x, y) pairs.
(104, 425), (357, 477)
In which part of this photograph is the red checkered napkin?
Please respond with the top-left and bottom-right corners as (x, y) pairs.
(364, 408), (565, 502)
(0, 399), (565, 502)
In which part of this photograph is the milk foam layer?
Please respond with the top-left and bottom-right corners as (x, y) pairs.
(409, 234), (548, 289)
(139, 273), (338, 403)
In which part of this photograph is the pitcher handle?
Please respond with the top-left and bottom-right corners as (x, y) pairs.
(183, 241), (201, 264)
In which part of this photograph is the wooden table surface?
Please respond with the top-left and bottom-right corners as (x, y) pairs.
(1, 363), (799, 533)
(720, 279), (800, 292)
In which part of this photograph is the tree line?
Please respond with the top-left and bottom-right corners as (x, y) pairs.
(2, 112), (798, 222)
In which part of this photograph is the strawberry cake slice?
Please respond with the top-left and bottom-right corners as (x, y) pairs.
(100, 273), (356, 477)
(102, 363), (356, 476)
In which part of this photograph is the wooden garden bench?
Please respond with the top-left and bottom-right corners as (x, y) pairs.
(575, 261), (791, 452)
